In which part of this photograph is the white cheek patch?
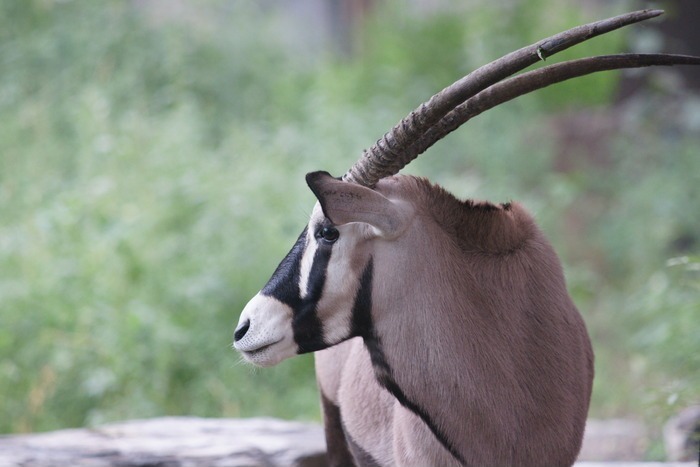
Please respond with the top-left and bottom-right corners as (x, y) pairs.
(316, 224), (363, 345)
(300, 204), (327, 299)
(298, 228), (317, 300)
(296, 204), (372, 348)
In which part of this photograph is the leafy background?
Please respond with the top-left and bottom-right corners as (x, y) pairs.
(1, 0), (698, 459)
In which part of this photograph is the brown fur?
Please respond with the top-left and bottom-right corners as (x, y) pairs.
(316, 174), (594, 466)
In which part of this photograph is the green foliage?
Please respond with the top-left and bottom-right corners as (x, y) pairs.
(0, 0), (325, 433)
(1, 0), (698, 455)
(563, 127), (700, 446)
(630, 256), (700, 402)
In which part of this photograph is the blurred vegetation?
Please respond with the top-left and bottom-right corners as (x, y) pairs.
(0, 0), (698, 458)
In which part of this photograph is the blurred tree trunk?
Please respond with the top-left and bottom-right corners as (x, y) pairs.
(327, 0), (375, 57)
(651, 0), (700, 90)
(617, 0), (700, 97)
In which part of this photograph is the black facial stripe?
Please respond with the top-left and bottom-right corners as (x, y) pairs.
(293, 241), (331, 353)
(305, 241), (332, 303)
(260, 224), (335, 354)
(350, 259), (375, 339)
(351, 260), (391, 379)
(352, 258), (465, 465)
(261, 227), (306, 309)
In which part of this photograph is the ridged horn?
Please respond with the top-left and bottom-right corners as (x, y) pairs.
(342, 9), (687, 187)
(407, 54), (700, 158)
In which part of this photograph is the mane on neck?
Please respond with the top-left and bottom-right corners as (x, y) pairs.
(393, 176), (539, 254)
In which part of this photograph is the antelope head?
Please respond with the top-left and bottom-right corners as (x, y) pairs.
(234, 171), (415, 366)
(233, 9), (700, 367)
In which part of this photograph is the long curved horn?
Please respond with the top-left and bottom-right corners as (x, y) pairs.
(342, 9), (671, 187)
(408, 53), (700, 159)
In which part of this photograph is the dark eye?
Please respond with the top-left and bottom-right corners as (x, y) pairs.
(318, 226), (339, 244)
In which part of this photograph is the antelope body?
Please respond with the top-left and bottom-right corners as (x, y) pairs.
(237, 173), (593, 465)
(232, 10), (700, 467)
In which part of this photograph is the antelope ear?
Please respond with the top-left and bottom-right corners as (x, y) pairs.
(305, 171), (411, 238)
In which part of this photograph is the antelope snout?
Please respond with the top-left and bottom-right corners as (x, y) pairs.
(232, 293), (297, 367)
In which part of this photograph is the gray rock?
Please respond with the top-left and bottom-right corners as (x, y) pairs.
(576, 463), (695, 467)
(664, 405), (700, 462)
(1, 416), (695, 466)
(577, 419), (648, 461)
(0, 417), (326, 467)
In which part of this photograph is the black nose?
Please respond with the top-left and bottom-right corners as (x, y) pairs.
(234, 319), (250, 342)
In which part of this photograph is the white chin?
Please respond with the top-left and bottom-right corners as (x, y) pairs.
(237, 340), (297, 367)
